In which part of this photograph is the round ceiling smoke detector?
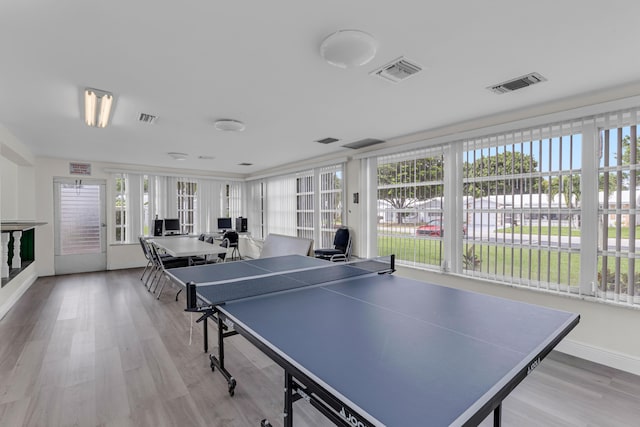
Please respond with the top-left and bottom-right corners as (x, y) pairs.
(320, 29), (378, 69)
(214, 119), (245, 132)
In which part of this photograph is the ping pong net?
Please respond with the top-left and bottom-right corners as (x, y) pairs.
(186, 255), (395, 310)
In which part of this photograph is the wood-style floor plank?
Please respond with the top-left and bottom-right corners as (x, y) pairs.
(0, 268), (639, 426)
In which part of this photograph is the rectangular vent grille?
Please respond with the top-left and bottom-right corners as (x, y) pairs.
(371, 57), (422, 83)
(488, 72), (547, 94)
(342, 138), (385, 150)
(138, 113), (158, 124)
(316, 137), (339, 144)
(238, 162), (253, 166)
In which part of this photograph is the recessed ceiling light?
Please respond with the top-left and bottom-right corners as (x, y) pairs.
(238, 162), (253, 166)
(214, 119), (245, 132)
(168, 152), (188, 161)
(320, 30), (377, 69)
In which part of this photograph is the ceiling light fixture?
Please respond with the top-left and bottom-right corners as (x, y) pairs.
(214, 119), (245, 132)
(168, 152), (188, 161)
(84, 88), (114, 128)
(320, 30), (378, 69)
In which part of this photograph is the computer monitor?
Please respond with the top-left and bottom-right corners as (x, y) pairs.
(217, 217), (232, 231)
(164, 218), (181, 235)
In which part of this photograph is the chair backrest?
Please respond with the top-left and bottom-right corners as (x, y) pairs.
(205, 235), (215, 244)
(139, 236), (151, 261)
(218, 238), (230, 261)
(333, 227), (351, 252)
(198, 233), (206, 241)
(147, 242), (163, 268)
(224, 231), (239, 245)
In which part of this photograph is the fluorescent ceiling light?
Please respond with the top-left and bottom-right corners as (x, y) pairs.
(84, 88), (114, 128)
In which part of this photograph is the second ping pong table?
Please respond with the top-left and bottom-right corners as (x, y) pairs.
(166, 255), (579, 427)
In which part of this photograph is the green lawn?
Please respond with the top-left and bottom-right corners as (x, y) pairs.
(496, 226), (581, 237)
(497, 225), (640, 239)
(378, 235), (581, 287)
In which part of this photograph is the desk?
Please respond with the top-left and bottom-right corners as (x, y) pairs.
(168, 255), (579, 426)
(151, 236), (227, 258)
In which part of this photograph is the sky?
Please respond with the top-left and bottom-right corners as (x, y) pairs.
(463, 126), (636, 172)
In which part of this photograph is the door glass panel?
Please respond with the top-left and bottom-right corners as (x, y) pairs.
(57, 183), (103, 255)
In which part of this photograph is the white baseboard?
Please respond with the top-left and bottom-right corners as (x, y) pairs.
(0, 269), (38, 320)
(556, 339), (640, 376)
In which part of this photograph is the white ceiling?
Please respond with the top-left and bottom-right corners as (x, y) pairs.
(2, 1), (640, 176)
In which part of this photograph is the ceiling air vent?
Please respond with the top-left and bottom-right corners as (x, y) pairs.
(370, 57), (422, 83)
(488, 72), (547, 94)
(238, 162), (253, 166)
(315, 137), (340, 144)
(138, 113), (158, 124)
(342, 138), (385, 150)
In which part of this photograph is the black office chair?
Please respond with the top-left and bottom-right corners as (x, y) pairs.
(198, 233), (206, 241)
(314, 227), (352, 262)
(224, 230), (241, 260)
(147, 242), (189, 296)
(191, 235), (230, 265)
(217, 238), (230, 263)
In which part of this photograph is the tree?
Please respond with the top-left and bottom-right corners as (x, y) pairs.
(463, 151), (542, 196)
(377, 156), (444, 224)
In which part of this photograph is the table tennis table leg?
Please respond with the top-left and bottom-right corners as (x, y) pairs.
(494, 403), (501, 427)
(284, 372), (294, 427)
(203, 316), (208, 353)
(209, 315), (237, 396)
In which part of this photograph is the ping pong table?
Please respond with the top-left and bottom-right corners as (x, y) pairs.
(167, 255), (579, 427)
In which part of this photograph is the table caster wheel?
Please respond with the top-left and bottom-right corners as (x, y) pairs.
(228, 377), (236, 396)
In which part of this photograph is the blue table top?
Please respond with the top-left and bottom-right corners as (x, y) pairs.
(167, 254), (328, 285)
(219, 273), (579, 426)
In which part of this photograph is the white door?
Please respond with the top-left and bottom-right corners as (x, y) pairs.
(54, 178), (107, 274)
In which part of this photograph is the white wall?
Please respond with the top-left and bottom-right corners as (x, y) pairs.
(34, 157), (243, 276)
(34, 157), (147, 276)
(0, 156), (17, 219)
(0, 125), (37, 318)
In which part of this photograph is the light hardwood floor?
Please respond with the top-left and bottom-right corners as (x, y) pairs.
(1, 269), (639, 426)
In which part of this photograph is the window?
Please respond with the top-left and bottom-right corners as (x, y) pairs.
(177, 180), (197, 234)
(247, 180), (265, 239)
(319, 165), (343, 247)
(598, 123), (640, 303)
(371, 108), (640, 307)
(462, 127), (582, 292)
(296, 172), (314, 240)
(377, 149), (445, 268)
(223, 183), (243, 219)
(114, 174), (127, 243)
(142, 175), (149, 236)
(252, 164), (344, 243)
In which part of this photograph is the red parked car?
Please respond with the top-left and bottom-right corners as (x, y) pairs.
(416, 220), (467, 237)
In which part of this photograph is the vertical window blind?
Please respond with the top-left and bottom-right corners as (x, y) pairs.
(112, 173), (240, 241)
(371, 106), (640, 307)
(377, 148), (445, 268)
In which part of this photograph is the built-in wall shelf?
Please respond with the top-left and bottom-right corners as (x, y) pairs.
(1, 221), (47, 232)
(1, 221), (46, 287)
